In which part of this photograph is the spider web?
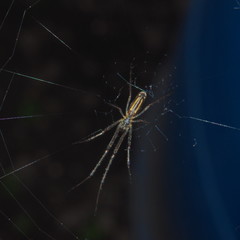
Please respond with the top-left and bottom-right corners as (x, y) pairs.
(1, 0), (240, 240)
(0, 1), (179, 239)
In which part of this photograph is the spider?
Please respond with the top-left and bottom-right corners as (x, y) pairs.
(71, 70), (167, 214)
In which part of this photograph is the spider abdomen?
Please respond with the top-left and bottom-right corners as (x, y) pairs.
(127, 91), (147, 117)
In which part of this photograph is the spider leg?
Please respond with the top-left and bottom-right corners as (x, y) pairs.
(133, 92), (171, 119)
(125, 63), (134, 114)
(94, 129), (128, 215)
(127, 126), (132, 183)
(69, 125), (121, 192)
(73, 119), (121, 145)
(105, 101), (124, 117)
(133, 119), (150, 124)
(133, 99), (161, 118)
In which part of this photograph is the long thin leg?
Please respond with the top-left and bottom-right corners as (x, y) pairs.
(133, 119), (150, 124)
(105, 102), (124, 117)
(73, 119), (121, 145)
(127, 126), (133, 183)
(133, 92), (172, 119)
(0, 121), (121, 181)
(69, 125), (121, 192)
(94, 129), (128, 215)
(125, 63), (134, 114)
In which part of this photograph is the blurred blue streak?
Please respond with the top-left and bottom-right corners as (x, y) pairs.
(133, 0), (240, 239)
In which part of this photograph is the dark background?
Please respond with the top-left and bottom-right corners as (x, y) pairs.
(1, 0), (240, 240)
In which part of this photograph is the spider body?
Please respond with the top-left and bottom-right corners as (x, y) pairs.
(127, 91), (147, 117)
(119, 120), (131, 131)
(72, 72), (164, 214)
(121, 91), (147, 131)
